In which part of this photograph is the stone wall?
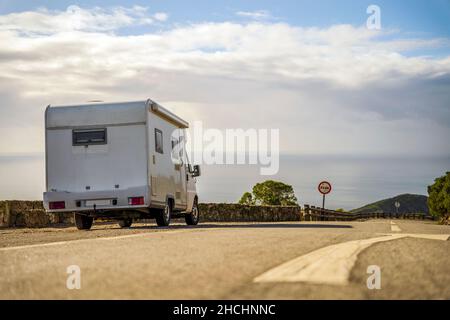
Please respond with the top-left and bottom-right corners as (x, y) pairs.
(0, 201), (73, 228)
(199, 203), (302, 222)
(0, 200), (302, 228)
(440, 214), (450, 225)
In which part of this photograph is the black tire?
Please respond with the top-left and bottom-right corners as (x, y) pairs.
(74, 213), (93, 230)
(185, 199), (199, 225)
(156, 201), (172, 227)
(118, 218), (132, 228)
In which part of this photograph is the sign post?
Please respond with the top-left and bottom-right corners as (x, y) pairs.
(318, 181), (332, 209)
(395, 201), (400, 215)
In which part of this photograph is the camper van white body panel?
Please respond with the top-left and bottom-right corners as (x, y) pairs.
(43, 100), (197, 214)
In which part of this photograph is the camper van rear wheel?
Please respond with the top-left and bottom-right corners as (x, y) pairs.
(118, 218), (132, 228)
(185, 199), (199, 225)
(74, 213), (93, 230)
(156, 201), (172, 227)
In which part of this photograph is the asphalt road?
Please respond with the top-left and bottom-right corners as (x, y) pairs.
(0, 219), (449, 299)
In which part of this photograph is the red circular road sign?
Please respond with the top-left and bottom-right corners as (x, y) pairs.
(318, 181), (332, 195)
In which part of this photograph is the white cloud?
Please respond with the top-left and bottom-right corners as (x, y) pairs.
(236, 10), (272, 20)
(0, 6), (449, 158)
(0, 5), (168, 33)
(153, 12), (169, 22)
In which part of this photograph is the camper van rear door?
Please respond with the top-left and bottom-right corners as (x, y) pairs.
(73, 128), (107, 146)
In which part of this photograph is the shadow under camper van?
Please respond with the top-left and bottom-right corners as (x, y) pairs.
(43, 99), (200, 230)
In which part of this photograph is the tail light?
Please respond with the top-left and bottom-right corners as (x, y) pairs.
(128, 197), (144, 206)
(49, 201), (65, 210)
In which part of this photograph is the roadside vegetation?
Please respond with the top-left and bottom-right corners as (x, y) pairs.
(239, 180), (298, 206)
(427, 172), (450, 224)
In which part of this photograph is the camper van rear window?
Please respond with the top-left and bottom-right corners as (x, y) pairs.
(72, 129), (107, 146)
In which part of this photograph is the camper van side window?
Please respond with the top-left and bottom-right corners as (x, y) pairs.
(179, 136), (184, 157)
(72, 129), (107, 146)
(155, 129), (163, 154)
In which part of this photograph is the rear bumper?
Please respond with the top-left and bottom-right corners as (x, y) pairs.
(43, 186), (149, 213)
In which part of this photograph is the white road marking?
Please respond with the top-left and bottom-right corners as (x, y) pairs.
(390, 221), (402, 232)
(254, 233), (450, 286)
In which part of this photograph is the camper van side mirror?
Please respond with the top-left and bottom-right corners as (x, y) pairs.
(192, 165), (201, 177)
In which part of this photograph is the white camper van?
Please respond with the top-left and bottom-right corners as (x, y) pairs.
(43, 99), (201, 230)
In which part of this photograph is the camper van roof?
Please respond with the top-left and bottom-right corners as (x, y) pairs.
(46, 100), (189, 129)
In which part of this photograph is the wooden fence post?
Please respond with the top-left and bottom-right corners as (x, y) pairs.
(304, 204), (310, 221)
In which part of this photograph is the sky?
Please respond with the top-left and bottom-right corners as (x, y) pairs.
(0, 1), (449, 208)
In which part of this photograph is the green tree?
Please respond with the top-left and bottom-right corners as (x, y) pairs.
(239, 192), (254, 205)
(250, 180), (298, 206)
(427, 172), (450, 218)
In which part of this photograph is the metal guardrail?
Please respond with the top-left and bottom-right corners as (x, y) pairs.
(303, 204), (433, 222)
